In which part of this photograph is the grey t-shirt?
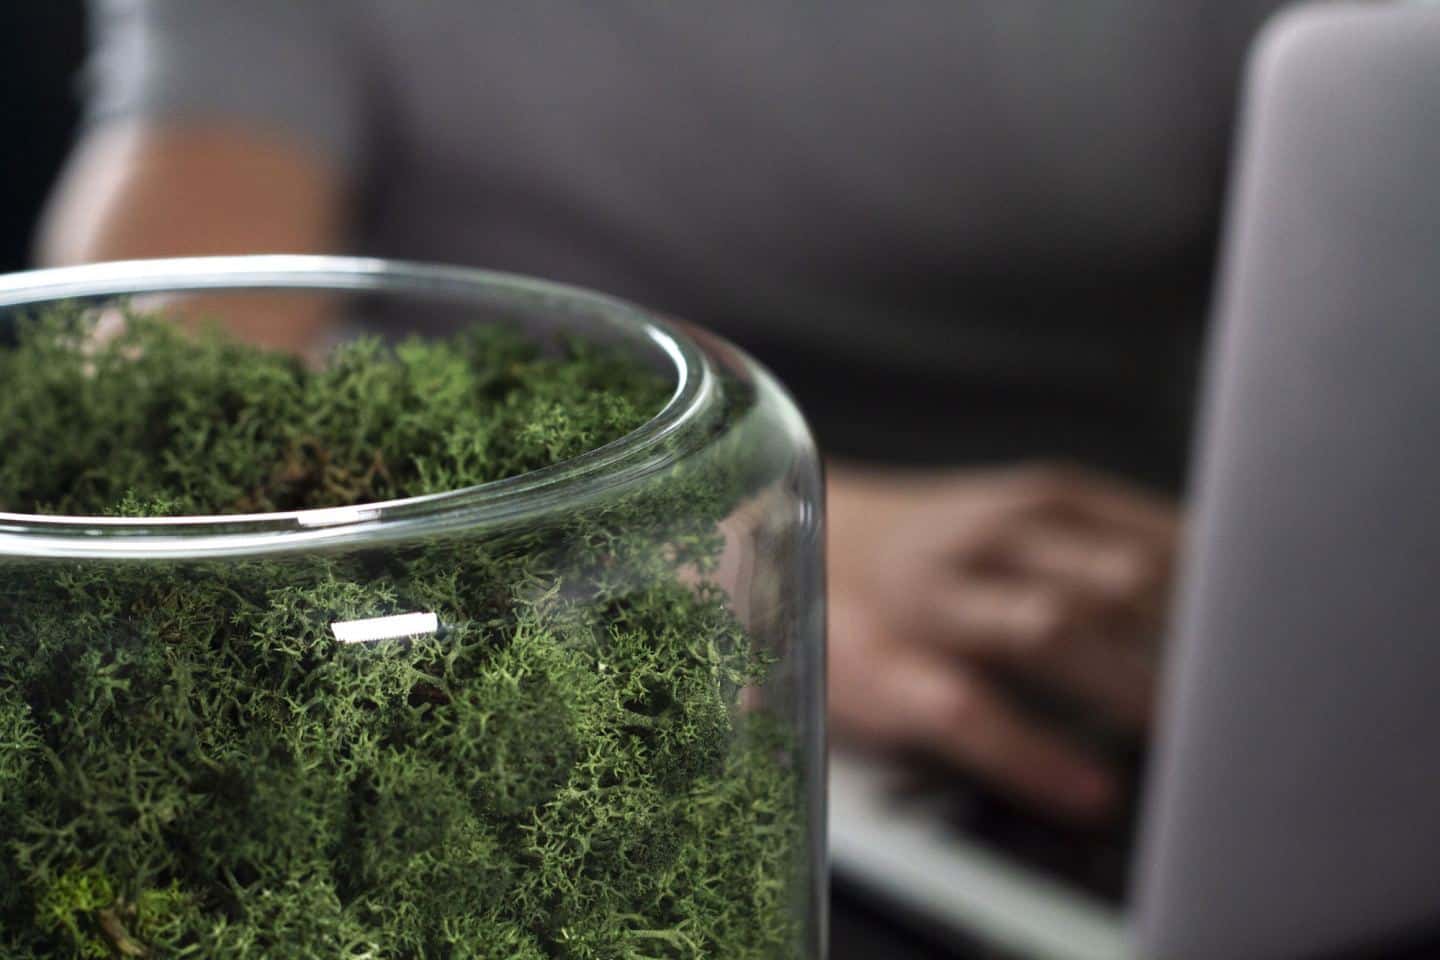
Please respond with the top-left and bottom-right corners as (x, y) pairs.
(84, 0), (1283, 486)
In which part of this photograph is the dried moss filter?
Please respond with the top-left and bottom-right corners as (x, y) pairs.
(0, 307), (812, 959)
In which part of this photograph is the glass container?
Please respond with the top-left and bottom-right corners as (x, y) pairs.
(0, 257), (826, 959)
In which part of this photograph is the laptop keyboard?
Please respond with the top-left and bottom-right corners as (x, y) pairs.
(933, 769), (1138, 906)
(882, 680), (1147, 909)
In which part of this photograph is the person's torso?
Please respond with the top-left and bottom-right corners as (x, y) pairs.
(344, 1), (1281, 482)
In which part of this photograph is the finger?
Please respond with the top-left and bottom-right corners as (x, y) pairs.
(828, 599), (938, 744)
(1008, 464), (1181, 553)
(827, 599), (1117, 819)
(1025, 629), (1159, 731)
(927, 572), (1160, 729)
(911, 660), (1117, 819)
(988, 522), (1168, 609)
(918, 578), (1081, 655)
(1054, 469), (1175, 552)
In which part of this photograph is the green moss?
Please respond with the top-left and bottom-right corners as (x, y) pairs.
(0, 308), (805, 958)
(0, 310), (669, 516)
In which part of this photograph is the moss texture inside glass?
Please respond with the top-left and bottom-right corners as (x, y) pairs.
(0, 308), (802, 958)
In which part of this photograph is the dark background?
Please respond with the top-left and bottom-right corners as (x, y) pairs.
(1, 3), (86, 275)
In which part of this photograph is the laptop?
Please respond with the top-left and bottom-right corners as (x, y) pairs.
(831, 3), (1440, 957)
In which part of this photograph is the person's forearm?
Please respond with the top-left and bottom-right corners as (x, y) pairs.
(37, 121), (345, 357)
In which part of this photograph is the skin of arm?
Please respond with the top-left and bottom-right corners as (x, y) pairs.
(37, 120), (346, 358)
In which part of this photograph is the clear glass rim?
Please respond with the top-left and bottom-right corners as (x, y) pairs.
(0, 255), (716, 559)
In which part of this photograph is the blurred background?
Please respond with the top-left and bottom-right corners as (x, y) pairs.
(10, 2), (1409, 958)
(0, 4), (1233, 958)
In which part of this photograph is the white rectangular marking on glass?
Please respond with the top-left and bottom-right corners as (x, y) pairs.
(298, 506), (381, 528)
(331, 612), (439, 644)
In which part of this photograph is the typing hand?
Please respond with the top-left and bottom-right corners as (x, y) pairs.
(827, 463), (1178, 819)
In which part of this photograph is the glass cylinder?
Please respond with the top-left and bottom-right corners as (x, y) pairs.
(0, 257), (826, 959)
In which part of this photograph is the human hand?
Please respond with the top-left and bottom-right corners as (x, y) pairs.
(827, 462), (1179, 819)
